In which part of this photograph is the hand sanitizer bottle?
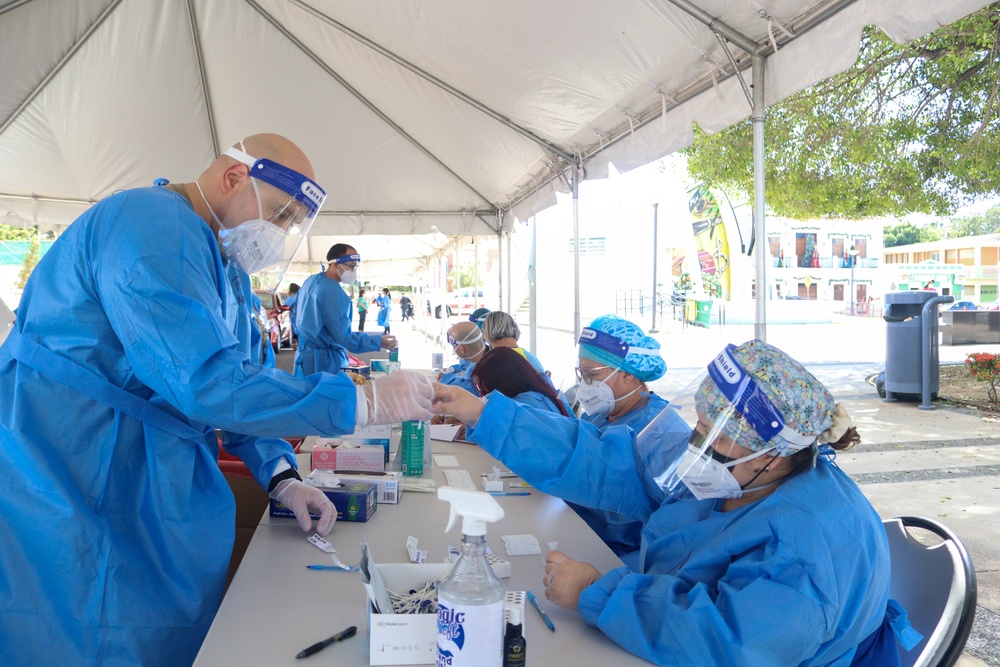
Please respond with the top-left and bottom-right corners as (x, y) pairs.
(436, 488), (506, 667)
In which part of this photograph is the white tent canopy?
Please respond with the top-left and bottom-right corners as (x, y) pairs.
(0, 0), (991, 276)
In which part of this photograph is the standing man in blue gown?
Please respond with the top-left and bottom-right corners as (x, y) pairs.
(293, 244), (396, 376)
(0, 134), (433, 667)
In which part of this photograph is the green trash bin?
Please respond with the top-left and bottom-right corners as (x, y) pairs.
(695, 299), (713, 328)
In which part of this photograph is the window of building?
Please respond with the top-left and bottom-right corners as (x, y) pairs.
(797, 282), (817, 299)
(833, 284), (844, 301)
(831, 238), (844, 260)
(852, 238), (867, 258)
(795, 233), (818, 268)
(768, 236), (781, 257)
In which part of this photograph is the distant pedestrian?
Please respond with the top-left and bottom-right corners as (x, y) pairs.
(376, 288), (392, 334)
(357, 288), (369, 331)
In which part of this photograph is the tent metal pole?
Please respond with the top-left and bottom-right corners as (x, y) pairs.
(752, 55), (767, 342)
(496, 215), (504, 312)
(650, 203), (659, 333)
(663, 0), (757, 53)
(529, 216), (537, 355)
(506, 232), (512, 312)
(572, 165), (581, 342)
(474, 237), (480, 311)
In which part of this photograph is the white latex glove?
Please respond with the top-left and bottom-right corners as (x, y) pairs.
(271, 479), (337, 535)
(432, 384), (485, 426)
(356, 371), (434, 426)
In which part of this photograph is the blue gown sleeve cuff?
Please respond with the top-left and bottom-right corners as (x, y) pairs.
(578, 567), (627, 627)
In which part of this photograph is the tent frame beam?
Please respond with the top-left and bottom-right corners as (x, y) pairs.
(0, 0), (124, 138)
(287, 0), (575, 165)
(185, 0), (221, 157)
(244, 0), (495, 209)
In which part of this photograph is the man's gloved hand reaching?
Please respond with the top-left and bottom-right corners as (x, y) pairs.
(356, 371), (434, 426)
(270, 479), (337, 535)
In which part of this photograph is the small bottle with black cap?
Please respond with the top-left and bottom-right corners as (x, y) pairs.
(503, 607), (526, 667)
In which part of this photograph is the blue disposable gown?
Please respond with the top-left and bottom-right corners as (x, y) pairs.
(376, 294), (391, 327)
(470, 394), (890, 667)
(438, 359), (480, 396)
(573, 393), (674, 560)
(293, 273), (381, 375)
(0, 186), (361, 667)
(284, 291), (298, 335)
(465, 389), (566, 440)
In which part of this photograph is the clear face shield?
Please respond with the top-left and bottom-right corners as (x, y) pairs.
(638, 344), (817, 501)
(214, 144), (327, 291)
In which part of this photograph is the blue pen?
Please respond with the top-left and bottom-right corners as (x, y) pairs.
(306, 565), (350, 571)
(526, 590), (555, 631)
(488, 491), (531, 496)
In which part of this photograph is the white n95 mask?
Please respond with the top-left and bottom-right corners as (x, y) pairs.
(340, 269), (358, 285)
(218, 220), (287, 276)
(576, 368), (640, 417)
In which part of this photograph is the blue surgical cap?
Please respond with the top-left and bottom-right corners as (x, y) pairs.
(578, 315), (666, 382)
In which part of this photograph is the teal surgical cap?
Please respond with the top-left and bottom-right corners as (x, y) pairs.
(578, 315), (666, 382)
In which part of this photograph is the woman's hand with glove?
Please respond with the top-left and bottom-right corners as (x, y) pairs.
(356, 371), (434, 426)
(432, 384), (485, 426)
(270, 479), (337, 535)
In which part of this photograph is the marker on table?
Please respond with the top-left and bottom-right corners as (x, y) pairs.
(488, 491), (531, 496)
(306, 565), (351, 571)
(295, 625), (357, 659)
(526, 590), (555, 632)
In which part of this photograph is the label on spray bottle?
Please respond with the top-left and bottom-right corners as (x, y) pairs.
(436, 597), (504, 667)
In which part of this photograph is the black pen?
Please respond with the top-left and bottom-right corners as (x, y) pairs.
(295, 625), (357, 660)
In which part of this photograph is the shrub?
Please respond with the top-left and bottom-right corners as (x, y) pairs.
(965, 352), (1000, 404)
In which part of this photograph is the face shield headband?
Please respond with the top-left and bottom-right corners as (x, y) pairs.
(707, 344), (816, 454)
(223, 145), (327, 229)
(448, 329), (483, 347)
(332, 254), (361, 265)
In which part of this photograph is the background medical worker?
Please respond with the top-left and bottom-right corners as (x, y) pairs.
(293, 243), (395, 376)
(570, 315), (675, 557)
(480, 310), (547, 374)
(0, 134), (434, 667)
(436, 320), (487, 395)
(376, 287), (392, 334)
(434, 340), (895, 667)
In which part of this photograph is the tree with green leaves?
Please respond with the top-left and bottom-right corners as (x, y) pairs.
(948, 205), (1000, 237)
(883, 222), (942, 247)
(685, 5), (1000, 219)
(0, 223), (34, 241)
(16, 232), (40, 289)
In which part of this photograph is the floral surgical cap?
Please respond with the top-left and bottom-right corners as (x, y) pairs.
(695, 339), (835, 456)
(577, 315), (666, 382)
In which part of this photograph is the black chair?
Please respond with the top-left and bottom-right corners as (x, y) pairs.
(884, 516), (977, 667)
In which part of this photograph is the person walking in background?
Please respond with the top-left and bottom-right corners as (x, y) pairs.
(400, 294), (413, 321)
(356, 287), (369, 332)
(376, 287), (392, 334)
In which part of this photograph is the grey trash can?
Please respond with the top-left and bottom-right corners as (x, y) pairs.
(883, 291), (942, 399)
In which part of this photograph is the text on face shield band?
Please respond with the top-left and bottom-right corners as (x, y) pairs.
(706, 344), (816, 450)
(223, 147), (326, 216)
(333, 254), (361, 264)
(578, 328), (629, 359)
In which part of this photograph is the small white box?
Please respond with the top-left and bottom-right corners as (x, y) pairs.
(367, 563), (452, 666)
(310, 469), (402, 504)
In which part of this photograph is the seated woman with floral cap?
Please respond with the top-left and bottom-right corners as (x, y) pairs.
(433, 340), (907, 667)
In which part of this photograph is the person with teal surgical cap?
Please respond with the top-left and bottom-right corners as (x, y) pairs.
(570, 315), (683, 558)
(293, 244), (396, 375)
(0, 134), (434, 667)
(433, 340), (903, 667)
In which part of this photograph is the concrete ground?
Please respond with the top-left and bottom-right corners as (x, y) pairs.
(278, 310), (1000, 666)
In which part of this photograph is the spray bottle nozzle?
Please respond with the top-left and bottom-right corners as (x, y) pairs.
(438, 487), (505, 536)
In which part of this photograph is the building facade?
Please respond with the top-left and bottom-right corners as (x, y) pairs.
(882, 234), (1000, 303)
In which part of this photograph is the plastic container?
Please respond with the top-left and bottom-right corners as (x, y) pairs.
(399, 420), (427, 476)
(436, 488), (506, 667)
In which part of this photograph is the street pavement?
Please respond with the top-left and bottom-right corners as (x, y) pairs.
(278, 311), (999, 666)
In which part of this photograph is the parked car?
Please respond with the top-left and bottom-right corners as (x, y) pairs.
(947, 301), (979, 311)
(447, 288), (488, 316)
(252, 289), (293, 352)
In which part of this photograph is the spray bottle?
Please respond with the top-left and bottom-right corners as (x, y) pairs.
(436, 488), (506, 667)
